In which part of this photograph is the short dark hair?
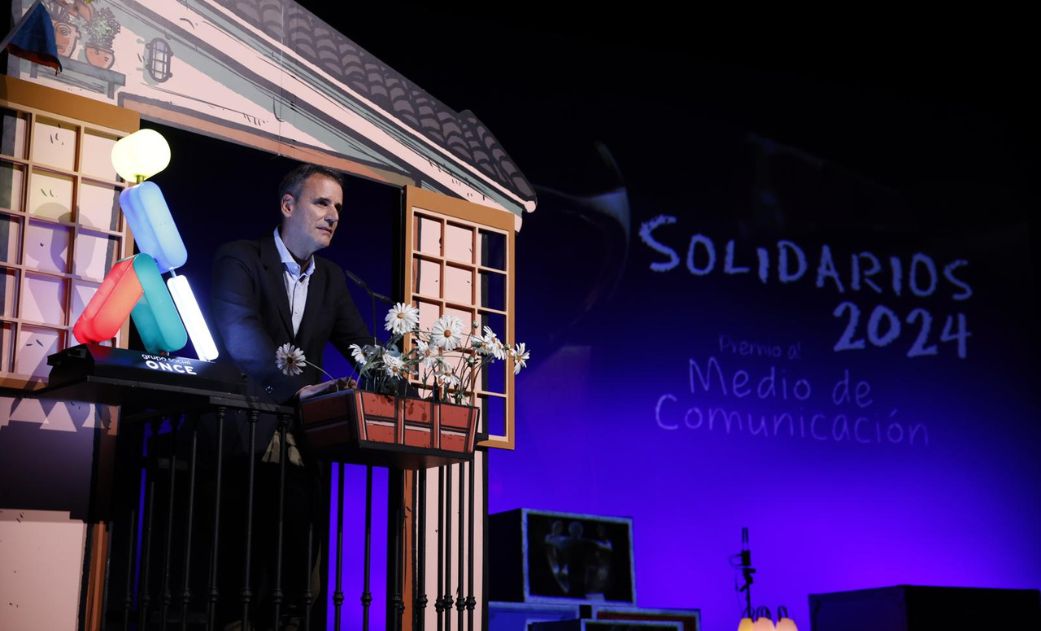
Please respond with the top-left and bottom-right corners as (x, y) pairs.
(278, 163), (344, 202)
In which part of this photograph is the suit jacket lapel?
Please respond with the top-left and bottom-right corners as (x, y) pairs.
(260, 237), (294, 340)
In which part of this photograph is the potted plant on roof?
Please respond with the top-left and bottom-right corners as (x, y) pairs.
(82, 5), (120, 69)
(280, 303), (529, 469)
(43, 0), (87, 58)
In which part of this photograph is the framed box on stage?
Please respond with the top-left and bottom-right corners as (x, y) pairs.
(530, 620), (682, 631)
(489, 508), (636, 605)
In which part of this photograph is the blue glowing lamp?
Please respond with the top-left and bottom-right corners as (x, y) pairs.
(119, 181), (187, 273)
(130, 254), (187, 352)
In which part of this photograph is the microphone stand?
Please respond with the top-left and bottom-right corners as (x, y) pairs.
(343, 267), (394, 346)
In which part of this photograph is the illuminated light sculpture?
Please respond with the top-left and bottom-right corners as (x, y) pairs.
(73, 257), (142, 344)
(130, 254), (187, 353)
(110, 128), (171, 183)
(72, 253), (188, 353)
(118, 181), (187, 273)
(72, 127), (218, 359)
(166, 274), (218, 361)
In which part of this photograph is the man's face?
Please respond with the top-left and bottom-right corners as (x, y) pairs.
(280, 173), (343, 260)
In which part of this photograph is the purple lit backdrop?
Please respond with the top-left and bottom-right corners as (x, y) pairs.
(490, 185), (1041, 631)
(154, 15), (1041, 624)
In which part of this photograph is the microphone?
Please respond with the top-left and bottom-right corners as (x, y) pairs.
(343, 267), (393, 344)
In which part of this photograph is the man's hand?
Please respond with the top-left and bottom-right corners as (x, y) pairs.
(296, 376), (358, 400)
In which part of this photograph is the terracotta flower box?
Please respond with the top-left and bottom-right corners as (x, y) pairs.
(299, 388), (479, 469)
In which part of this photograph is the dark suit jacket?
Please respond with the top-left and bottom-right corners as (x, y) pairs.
(211, 236), (371, 452)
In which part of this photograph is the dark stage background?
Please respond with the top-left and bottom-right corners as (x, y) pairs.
(163, 7), (1039, 631)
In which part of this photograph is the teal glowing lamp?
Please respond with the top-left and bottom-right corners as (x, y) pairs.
(119, 181), (187, 273)
(166, 274), (219, 361)
(73, 257), (142, 344)
(130, 254), (187, 353)
(110, 128), (171, 183)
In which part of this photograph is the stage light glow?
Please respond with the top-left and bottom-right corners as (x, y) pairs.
(119, 181), (187, 273)
(167, 274), (219, 361)
(111, 128), (171, 183)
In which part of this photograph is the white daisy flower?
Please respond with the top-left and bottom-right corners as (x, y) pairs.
(349, 343), (367, 366)
(430, 315), (464, 350)
(275, 343), (306, 376)
(510, 342), (530, 374)
(384, 352), (405, 377)
(436, 373), (460, 388)
(384, 302), (420, 335)
(414, 339), (437, 369)
(478, 327), (507, 359)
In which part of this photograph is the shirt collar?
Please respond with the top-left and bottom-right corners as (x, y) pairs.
(273, 227), (316, 279)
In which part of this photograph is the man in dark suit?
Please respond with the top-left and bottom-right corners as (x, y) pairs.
(209, 163), (371, 627)
(211, 163), (370, 450)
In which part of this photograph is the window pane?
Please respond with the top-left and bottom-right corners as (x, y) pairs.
(444, 264), (473, 305)
(413, 215), (441, 255)
(413, 257), (440, 297)
(479, 270), (506, 311)
(74, 230), (120, 282)
(24, 221), (70, 273)
(78, 181), (121, 230)
(80, 131), (119, 181)
(1, 267), (18, 318)
(444, 222), (473, 263)
(479, 311), (506, 343)
(15, 325), (63, 378)
(1, 214), (21, 264)
(1, 321), (13, 372)
(415, 298), (440, 331)
(20, 272), (67, 325)
(479, 229), (506, 270)
(480, 358), (506, 395)
(1, 108), (29, 159)
(28, 169), (74, 221)
(0, 160), (26, 211)
(479, 394), (505, 437)
(31, 117), (77, 171)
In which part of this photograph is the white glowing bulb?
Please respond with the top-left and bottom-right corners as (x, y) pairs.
(111, 128), (171, 182)
(166, 275), (219, 361)
(753, 617), (776, 631)
(775, 616), (798, 631)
